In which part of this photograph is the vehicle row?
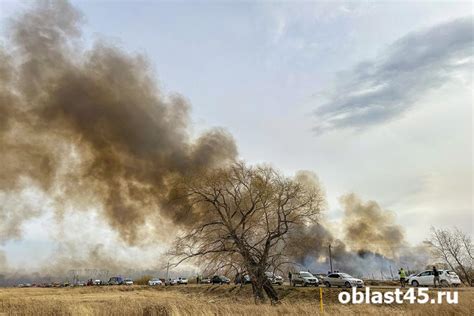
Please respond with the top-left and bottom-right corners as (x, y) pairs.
(149, 277), (189, 286)
(17, 269), (463, 288)
(234, 272), (283, 285)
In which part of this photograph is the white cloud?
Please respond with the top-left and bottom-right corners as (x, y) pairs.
(313, 17), (473, 133)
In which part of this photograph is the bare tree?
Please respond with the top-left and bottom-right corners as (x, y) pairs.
(457, 228), (473, 262)
(170, 162), (325, 303)
(198, 251), (246, 282)
(429, 227), (473, 285)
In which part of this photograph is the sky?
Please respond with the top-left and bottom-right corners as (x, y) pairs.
(0, 0), (472, 272)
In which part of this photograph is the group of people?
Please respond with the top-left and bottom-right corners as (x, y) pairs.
(398, 266), (440, 288)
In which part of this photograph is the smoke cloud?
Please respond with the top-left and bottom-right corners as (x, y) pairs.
(341, 193), (405, 258)
(0, 1), (237, 246)
(288, 194), (429, 277)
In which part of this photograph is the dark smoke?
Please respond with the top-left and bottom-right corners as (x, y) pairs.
(0, 1), (237, 245)
(288, 194), (430, 278)
(341, 193), (405, 258)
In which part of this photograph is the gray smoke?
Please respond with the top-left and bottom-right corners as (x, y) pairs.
(341, 193), (405, 258)
(288, 194), (431, 278)
(0, 0), (237, 248)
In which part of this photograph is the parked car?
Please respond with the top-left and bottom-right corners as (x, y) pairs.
(265, 272), (284, 285)
(235, 274), (251, 285)
(176, 277), (188, 285)
(108, 276), (124, 285)
(93, 280), (102, 285)
(314, 273), (327, 280)
(292, 271), (319, 287)
(406, 273), (416, 281)
(165, 278), (177, 286)
(148, 278), (163, 286)
(200, 277), (211, 284)
(323, 273), (364, 288)
(212, 275), (230, 284)
(123, 278), (133, 286)
(408, 270), (461, 287)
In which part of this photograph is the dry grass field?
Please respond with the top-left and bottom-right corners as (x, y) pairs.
(0, 285), (472, 315)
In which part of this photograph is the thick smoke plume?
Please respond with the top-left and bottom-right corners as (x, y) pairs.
(341, 193), (405, 258)
(0, 1), (237, 245)
(288, 194), (430, 277)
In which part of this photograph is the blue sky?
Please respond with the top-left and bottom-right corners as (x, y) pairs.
(0, 0), (472, 271)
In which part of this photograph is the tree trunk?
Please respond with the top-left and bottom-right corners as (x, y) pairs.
(250, 273), (279, 304)
(251, 281), (266, 303)
(454, 262), (472, 285)
(263, 278), (279, 303)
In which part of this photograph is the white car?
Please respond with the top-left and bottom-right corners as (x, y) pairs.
(265, 272), (284, 285)
(408, 270), (461, 287)
(176, 277), (188, 285)
(165, 278), (177, 286)
(148, 278), (163, 286)
(123, 278), (134, 286)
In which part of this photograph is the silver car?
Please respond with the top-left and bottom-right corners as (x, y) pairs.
(323, 272), (364, 288)
(292, 271), (319, 287)
(200, 277), (211, 284)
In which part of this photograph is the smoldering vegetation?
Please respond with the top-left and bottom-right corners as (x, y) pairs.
(0, 0), (237, 247)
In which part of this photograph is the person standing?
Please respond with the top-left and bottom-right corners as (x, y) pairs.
(288, 271), (292, 285)
(433, 266), (440, 287)
(398, 268), (407, 288)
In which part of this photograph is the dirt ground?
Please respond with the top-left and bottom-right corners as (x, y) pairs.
(0, 284), (472, 315)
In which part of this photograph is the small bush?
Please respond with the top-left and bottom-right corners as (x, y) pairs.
(135, 275), (153, 285)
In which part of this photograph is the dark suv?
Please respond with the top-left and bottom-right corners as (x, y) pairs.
(211, 275), (230, 284)
(108, 276), (124, 285)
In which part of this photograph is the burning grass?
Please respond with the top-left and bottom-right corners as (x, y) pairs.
(0, 285), (472, 315)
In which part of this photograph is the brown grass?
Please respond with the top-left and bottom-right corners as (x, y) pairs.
(0, 285), (471, 315)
